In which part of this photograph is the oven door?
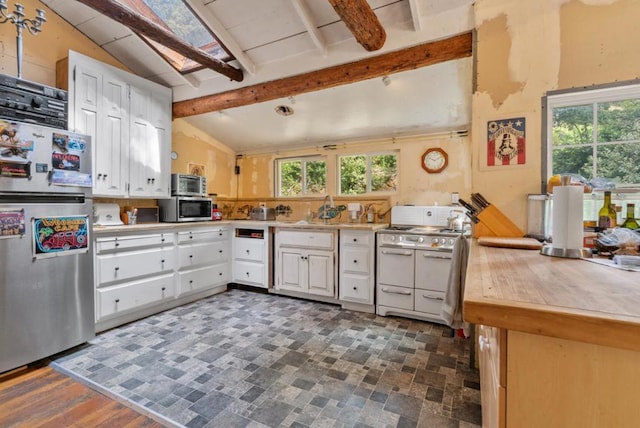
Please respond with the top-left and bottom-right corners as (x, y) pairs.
(377, 246), (415, 287)
(414, 249), (452, 293)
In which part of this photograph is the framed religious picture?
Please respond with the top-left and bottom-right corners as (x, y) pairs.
(486, 117), (526, 167)
(188, 162), (206, 177)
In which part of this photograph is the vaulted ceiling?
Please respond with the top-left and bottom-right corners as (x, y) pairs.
(41, 0), (474, 153)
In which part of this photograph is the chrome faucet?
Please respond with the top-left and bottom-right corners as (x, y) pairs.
(322, 194), (335, 224)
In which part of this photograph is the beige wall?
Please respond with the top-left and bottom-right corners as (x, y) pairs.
(0, 0), (125, 85)
(472, 0), (640, 229)
(171, 119), (237, 197)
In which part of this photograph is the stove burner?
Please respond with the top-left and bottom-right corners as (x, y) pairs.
(386, 225), (413, 231)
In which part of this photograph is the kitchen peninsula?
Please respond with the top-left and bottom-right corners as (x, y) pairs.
(464, 240), (640, 428)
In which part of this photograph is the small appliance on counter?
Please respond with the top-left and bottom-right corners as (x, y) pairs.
(93, 203), (124, 226)
(250, 206), (276, 221)
(123, 206), (158, 224)
(171, 173), (207, 197)
(159, 196), (212, 222)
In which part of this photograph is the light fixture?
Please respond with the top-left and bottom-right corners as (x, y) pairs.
(382, 75), (391, 87)
(275, 105), (294, 116)
(0, 0), (46, 78)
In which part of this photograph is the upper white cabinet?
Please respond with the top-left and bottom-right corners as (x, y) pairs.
(60, 51), (172, 198)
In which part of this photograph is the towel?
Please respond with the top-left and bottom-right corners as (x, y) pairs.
(441, 235), (470, 329)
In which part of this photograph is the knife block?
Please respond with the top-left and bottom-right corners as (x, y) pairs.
(475, 205), (524, 237)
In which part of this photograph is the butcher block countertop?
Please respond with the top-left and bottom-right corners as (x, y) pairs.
(463, 239), (640, 352)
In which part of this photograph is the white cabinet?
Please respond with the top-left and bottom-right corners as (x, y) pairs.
(275, 229), (337, 298)
(62, 50), (171, 198)
(177, 227), (231, 296)
(95, 232), (176, 323)
(233, 226), (269, 288)
(339, 230), (375, 306)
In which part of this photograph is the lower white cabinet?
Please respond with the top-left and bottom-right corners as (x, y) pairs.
(275, 229), (337, 298)
(94, 226), (230, 331)
(177, 227), (231, 296)
(339, 230), (375, 306)
(232, 226), (269, 288)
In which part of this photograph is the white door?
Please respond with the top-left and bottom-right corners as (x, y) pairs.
(307, 250), (334, 297)
(278, 248), (305, 292)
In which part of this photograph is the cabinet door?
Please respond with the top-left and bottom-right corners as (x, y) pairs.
(128, 85), (170, 198)
(277, 248), (305, 292)
(307, 250), (334, 297)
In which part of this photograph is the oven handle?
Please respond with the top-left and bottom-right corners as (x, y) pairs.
(421, 293), (445, 301)
(380, 249), (413, 256)
(420, 253), (452, 260)
(381, 287), (412, 296)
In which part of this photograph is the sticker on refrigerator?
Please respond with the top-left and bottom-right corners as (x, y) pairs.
(52, 132), (87, 154)
(0, 160), (31, 178)
(52, 152), (80, 171)
(32, 215), (89, 258)
(49, 170), (92, 187)
(0, 208), (26, 238)
(0, 120), (34, 162)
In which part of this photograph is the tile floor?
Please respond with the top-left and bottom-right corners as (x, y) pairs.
(52, 289), (481, 428)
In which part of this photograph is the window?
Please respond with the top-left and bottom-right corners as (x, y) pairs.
(545, 82), (640, 187)
(117, 0), (233, 74)
(339, 152), (398, 195)
(276, 156), (326, 197)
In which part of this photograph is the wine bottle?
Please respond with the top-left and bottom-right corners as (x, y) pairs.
(597, 191), (616, 229)
(622, 203), (639, 229)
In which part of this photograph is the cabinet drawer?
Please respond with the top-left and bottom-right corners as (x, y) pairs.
(178, 241), (228, 269)
(177, 228), (229, 244)
(234, 261), (265, 286)
(97, 273), (174, 319)
(414, 290), (445, 315)
(341, 247), (370, 274)
(97, 247), (175, 284)
(278, 230), (334, 249)
(341, 231), (372, 246)
(377, 284), (414, 310)
(96, 232), (174, 253)
(234, 238), (264, 262)
(178, 264), (229, 295)
(340, 274), (370, 303)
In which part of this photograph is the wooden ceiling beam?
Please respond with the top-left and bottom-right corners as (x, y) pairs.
(173, 32), (472, 119)
(327, 0), (386, 51)
(75, 0), (244, 82)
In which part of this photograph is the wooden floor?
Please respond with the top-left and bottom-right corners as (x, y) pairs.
(0, 362), (164, 428)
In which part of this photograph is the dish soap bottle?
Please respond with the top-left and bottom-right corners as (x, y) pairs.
(366, 205), (375, 223)
(597, 191), (616, 229)
(622, 203), (639, 229)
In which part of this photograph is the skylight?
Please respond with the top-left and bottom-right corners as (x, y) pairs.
(118, 0), (233, 74)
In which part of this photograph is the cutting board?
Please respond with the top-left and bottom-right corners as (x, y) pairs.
(478, 236), (543, 250)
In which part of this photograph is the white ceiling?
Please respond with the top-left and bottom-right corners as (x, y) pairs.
(41, 0), (475, 153)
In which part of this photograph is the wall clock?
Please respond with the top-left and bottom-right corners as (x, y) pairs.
(421, 148), (448, 173)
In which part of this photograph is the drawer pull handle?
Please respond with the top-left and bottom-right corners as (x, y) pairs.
(422, 253), (451, 260)
(381, 250), (412, 256)
(422, 294), (444, 301)
(381, 287), (411, 296)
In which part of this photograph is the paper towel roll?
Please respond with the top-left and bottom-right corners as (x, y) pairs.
(552, 185), (584, 250)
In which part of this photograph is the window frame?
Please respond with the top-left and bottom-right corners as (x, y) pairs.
(543, 80), (640, 191)
(337, 151), (399, 196)
(275, 155), (327, 198)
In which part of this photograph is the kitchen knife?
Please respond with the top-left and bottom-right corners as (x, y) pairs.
(458, 198), (479, 223)
(470, 193), (488, 210)
(473, 193), (491, 208)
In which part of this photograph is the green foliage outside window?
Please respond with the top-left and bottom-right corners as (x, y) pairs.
(340, 153), (397, 195)
(278, 158), (326, 197)
(550, 95), (640, 186)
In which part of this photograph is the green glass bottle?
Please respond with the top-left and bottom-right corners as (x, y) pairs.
(597, 191), (616, 229)
(622, 203), (639, 229)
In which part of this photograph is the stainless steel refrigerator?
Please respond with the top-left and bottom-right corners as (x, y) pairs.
(0, 120), (94, 373)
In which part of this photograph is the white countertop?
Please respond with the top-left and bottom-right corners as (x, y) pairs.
(93, 220), (389, 235)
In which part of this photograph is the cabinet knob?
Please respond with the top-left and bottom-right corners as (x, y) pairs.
(353, 286), (357, 290)
(161, 287), (166, 291)
(103, 174), (107, 179)
(189, 280), (193, 284)
(219, 272), (223, 276)
(246, 249), (250, 254)
(114, 267), (119, 271)
(161, 238), (165, 242)
(161, 259), (165, 263)
(246, 272), (250, 276)
(189, 235), (193, 239)
(353, 260), (357, 263)
(151, 178), (155, 183)
(219, 250), (223, 253)
(353, 238), (357, 242)
(147, 178), (151, 183)
(115, 298), (120, 303)
(189, 255), (193, 258)
(97, 173), (102, 178)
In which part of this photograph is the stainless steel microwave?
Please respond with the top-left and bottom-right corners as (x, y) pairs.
(158, 196), (212, 222)
(171, 173), (207, 197)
